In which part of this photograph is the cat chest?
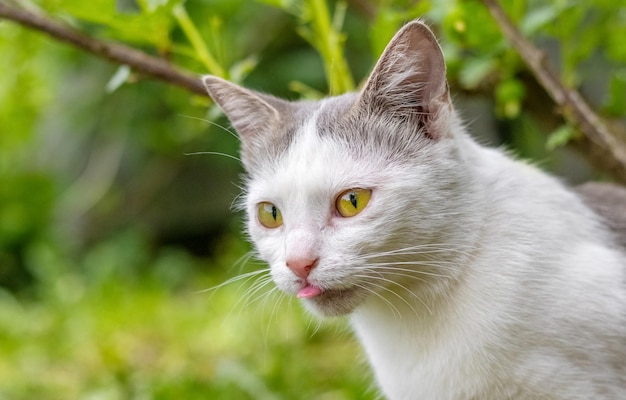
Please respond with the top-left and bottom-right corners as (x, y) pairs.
(350, 313), (504, 400)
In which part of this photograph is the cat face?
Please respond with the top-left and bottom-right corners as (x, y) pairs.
(244, 102), (464, 316)
(247, 115), (387, 315)
(204, 21), (466, 316)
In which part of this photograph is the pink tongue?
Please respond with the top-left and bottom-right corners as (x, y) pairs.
(297, 284), (322, 299)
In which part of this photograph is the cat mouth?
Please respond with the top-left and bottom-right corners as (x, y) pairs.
(295, 282), (363, 316)
(296, 282), (355, 302)
(297, 283), (323, 298)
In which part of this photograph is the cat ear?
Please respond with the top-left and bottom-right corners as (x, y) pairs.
(202, 76), (282, 140)
(358, 21), (451, 139)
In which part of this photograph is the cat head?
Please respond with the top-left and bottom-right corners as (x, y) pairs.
(204, 21), (470, 317)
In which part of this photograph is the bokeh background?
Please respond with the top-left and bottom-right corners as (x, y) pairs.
(1, 0), (625, 398)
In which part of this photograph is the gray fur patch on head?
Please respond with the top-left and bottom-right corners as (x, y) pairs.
(202, 75), (323, 173)
(240, 99), (320, 173)
(315, 93), (437, 162)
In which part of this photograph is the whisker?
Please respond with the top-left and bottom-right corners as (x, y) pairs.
(221, 273), (272, 323)
(368, 245), (475, 258)
(264, 289), (288, 347)
(229, 250), (257, 275)
(185, 151), (241, 162)
(353, 273), (431, 315)
(177, 113), (240, 141)
(196, 268), (268, 293)
(240, 276), (275, 308)
(195, 270), (267, 293)
(351, 281), (401, 318)
(356, 266), (435, 281)
(258, 286), (282, 314)
(230, 192), (247, 212)
(357, 244), (477, 261)
(363, 262), (457, 275)
(353, 248), (472, 266)
(308, 316), (324, 338)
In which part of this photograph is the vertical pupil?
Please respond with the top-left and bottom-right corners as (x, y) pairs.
(349, 192), (357, 208)
(271, 206), (277, 220)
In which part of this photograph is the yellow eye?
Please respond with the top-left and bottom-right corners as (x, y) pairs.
(257, 202), (283, 228)
(336, 188), (372, 218)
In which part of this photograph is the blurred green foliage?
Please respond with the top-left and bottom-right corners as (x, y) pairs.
(0, 0), (624, 397)
(0, 232), (373, 399)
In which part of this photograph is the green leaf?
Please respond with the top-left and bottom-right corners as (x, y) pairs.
(229, 55), (260, 84)
(495, 79), (526, 119)
(604, 70), (626, 117)
(105, 65), (131, 93)
(369, 9), (406, 59)
(293, 0), (354, 94)
(459, 57), (496, 89)
(546, 124), (577, 151)
(288, 81), (324, 99)
(172, 4), (227, 77)
(520, 4), (559, 35)
(46, 0), (177, 48)
(257, 0), (301, 14)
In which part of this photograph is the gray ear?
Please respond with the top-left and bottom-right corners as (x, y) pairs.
(203, 76), (281, 141)
(358, 21), (451, 138)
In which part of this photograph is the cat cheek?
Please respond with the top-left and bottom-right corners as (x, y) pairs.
(248, 231), (281, 265)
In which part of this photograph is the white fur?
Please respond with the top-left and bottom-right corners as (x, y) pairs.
(206, 21), (626, 400)
(246, 108), (403, 309)
(350, 137), (626, 399)
(245, 105), (626, 398)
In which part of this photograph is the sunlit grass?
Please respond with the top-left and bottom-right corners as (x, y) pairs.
(0, 232), (376, 399)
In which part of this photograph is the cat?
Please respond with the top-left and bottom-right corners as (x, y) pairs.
(203, 21), (626, 400)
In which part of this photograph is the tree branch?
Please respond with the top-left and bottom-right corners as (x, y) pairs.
(3, 1), (626, 183)
(482, 0), (626, 184)
(0, 1), (207, 97)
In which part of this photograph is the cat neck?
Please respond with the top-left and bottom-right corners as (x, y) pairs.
(347, 134), (613, 399)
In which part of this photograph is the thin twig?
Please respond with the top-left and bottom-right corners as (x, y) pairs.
(482, 0), (626, 184)
(0, 1), (207, 96)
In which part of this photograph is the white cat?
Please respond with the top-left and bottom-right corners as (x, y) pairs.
(203, 21), (626, 400)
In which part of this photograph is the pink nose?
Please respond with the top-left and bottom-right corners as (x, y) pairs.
(286, 257), (319, 279)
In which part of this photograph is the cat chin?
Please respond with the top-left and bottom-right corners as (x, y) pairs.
(300, 287), (367, 317)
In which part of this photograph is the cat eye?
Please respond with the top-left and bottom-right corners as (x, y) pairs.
(257, 202), (283, 228)
(336, 188), (372, 218)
